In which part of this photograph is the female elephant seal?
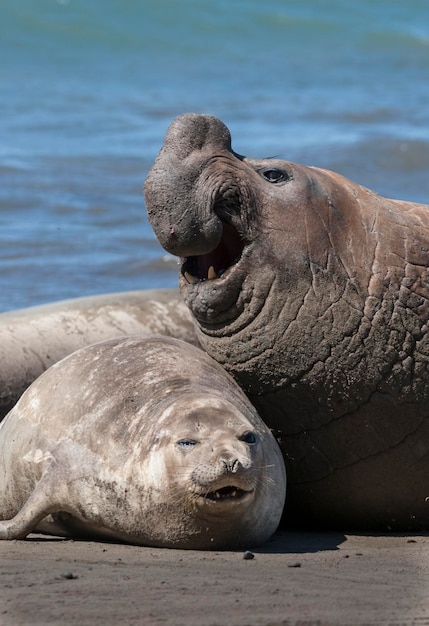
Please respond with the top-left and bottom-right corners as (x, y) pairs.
(144, 113), (429, 531)
(0, 288), (197, 421)
(0, 336), (286, 549)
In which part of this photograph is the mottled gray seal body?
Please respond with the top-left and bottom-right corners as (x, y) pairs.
(144, 113), (429, 530)
(0, 288), (198, 420)
(0, 336), (285, 549)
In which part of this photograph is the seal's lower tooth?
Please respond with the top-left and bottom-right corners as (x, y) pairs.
(208, 266), (216, 280)
(184, 271), (199, 285)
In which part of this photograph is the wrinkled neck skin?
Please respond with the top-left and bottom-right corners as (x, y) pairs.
(145, 115), (429, 527)
(187, 164), (375, 391)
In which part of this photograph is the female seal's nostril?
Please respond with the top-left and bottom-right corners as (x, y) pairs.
(222, 458), (240, 473)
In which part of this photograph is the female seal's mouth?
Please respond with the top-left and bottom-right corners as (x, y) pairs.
(182, 221), (245, 284)
(203, 485), (252, 502)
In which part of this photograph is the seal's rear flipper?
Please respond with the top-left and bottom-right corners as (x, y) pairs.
(0, 483), (60, 540)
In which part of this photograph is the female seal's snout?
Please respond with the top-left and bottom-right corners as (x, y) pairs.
(221, 457), (241, 473)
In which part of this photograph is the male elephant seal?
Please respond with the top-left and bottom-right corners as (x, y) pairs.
(144, 113), (429, 531)
(0, 336), (285, 549)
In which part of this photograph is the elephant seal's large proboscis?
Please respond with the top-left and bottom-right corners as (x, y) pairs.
(0, 336), (285, 549)
(144, 113), (429, 530)
(0, 288), (198, 421)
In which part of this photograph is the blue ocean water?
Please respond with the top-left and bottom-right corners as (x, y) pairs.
(1, 0), (429, 311)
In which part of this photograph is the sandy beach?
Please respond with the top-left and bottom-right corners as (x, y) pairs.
(1, 531), (429, 625)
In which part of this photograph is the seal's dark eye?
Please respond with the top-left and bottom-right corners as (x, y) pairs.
(239, 431), (257, 445)
(177, 439), (198, 449)
(259, 168), (288, 183)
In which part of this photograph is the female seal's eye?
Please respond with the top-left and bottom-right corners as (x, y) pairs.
(239, 431), (257, 445)
(259, 168), (288, 183)
(177, 439), (198, 449)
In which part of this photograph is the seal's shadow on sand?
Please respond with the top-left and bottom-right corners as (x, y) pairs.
(258, 530), (429, 554)
(257, 531), (347, 554)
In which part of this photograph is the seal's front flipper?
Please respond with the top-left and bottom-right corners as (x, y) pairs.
(0, 483), (59, 540)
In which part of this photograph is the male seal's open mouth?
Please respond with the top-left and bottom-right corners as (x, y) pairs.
(182, 221), (245, 284)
